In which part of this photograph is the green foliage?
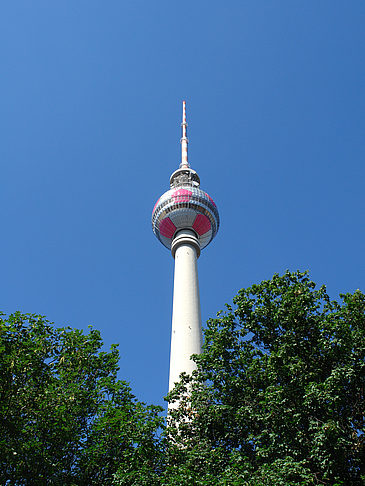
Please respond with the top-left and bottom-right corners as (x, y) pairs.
(3, 272), (365, 485)
(160, 271), (365, 485)
(0, 312), (163, 485)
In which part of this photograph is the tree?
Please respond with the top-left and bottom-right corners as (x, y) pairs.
(0, 312), (163, 485)
(157, 271), (365, 485)
(4, 272), (365, 486)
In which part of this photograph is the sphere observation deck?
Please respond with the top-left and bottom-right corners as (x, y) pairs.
(152, 168), (219, 251)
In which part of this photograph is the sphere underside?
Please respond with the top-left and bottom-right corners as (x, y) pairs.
(152, 186), (219, 250)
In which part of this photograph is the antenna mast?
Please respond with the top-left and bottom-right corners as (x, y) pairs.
(180, 100), (189, 168)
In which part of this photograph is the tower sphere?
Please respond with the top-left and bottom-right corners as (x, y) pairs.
(152, 168), (219, 251)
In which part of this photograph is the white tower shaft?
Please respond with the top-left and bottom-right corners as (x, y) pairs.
(169, 230), (202, 405)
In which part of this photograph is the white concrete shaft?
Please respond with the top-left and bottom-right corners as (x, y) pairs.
(169, 230), (202, 400)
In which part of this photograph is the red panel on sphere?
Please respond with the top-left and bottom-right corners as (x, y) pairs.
(159, 217), (176, 238)
(192, 214), (211, 235)
(206, 192), (216, 207)
(172, 188), (192, 203)
(152, 197), (160, 214)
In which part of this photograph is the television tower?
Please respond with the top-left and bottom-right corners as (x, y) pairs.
(152, 102), (219, 407)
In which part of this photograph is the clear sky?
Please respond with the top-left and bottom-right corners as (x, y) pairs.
(1, 1), (364, 409)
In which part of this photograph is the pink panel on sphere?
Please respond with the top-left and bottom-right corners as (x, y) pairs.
(206, 192), (216, 207)
(172, 188), (192, 203)
(159, 217), (176, 238)
(152, 197), (160, 214)
(192, 214), (211, 236)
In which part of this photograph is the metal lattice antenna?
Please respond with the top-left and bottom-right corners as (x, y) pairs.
(180, 100), (189, 168)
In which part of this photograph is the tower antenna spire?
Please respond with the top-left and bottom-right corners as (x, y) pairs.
(180, 100), (189, 168)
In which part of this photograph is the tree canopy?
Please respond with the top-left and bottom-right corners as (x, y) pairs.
(0, 312), (162, 485)
(156, 271), (365, 485)
(2, 271), (364, 485)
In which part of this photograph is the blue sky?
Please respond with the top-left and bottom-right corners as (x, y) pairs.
(1, 1), (364, 409)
